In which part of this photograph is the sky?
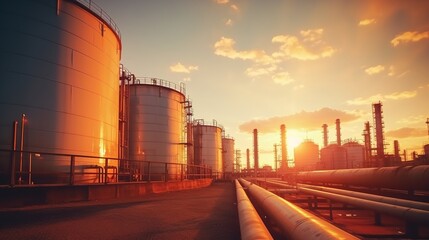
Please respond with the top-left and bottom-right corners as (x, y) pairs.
(96, 0), (429, 168)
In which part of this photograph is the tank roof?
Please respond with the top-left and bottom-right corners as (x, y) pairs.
(131, 77), (186, 95)
(74, 0), (121, 43)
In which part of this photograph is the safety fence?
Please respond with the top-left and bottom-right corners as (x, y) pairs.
(0, 149), (213, 186)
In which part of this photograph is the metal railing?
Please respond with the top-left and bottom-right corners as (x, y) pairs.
(74, 0), (121, 40)
(0, 149), (213, 186)
(132, 77), (186, 95)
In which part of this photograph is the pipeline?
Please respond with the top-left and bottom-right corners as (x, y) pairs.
(235, 180), (273, 240)
(298, 186), (429, 224)
(298, 183), (429, 211)
(238, 178), (359, 240)
(297, 165), (429, 191)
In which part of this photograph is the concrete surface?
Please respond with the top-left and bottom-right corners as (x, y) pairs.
(0, 182), (240, 240)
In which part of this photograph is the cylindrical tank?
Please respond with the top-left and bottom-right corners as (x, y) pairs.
(0, 0), (121, 184)
(343, 141), (365, 168)
(222, 137), (235, 174)
(193, 120), (223, 178)
(320, 144), (347, 170)
(128, 78), (186, 181)
(294, 140), (319, 170)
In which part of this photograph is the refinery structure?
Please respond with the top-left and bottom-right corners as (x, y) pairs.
(1, 1), (428, 239)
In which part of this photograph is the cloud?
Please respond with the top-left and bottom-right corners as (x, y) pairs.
(214, 37), (274, 64)
(347, 90), (417, 105)
(225, 19), (232, 26)
(215, 0), (229, 4)
(230, 4), (239, 11)
(358, 18), (376, 26)
(272, 72), (294, 85)
(397, 115), (427, 125)
(170, 62), (199, 73)
(293, 84), (304, 90)
(245, 65), (277, 78)
(391, 31), (429, 47)
(272, 29), (336, 60)
(365, 65), (385, 75)
(385, 127), (427, 138)
(239, 108), (360, 134)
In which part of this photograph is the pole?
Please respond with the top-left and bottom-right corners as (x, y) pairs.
(19, 114), (26, 184)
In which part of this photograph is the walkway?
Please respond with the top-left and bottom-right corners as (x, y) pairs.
(0, 182), (240, 240)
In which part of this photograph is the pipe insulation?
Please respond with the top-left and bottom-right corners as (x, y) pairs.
(235, 180), (273, 240)
(298, 186), (429, 224)
(298, 183), (429, 211)
(238, 178), (359, 240)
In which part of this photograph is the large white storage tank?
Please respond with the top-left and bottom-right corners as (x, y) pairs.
(193, 120), (223, 178)
(0, 0), (121, 184)
(222, 137), (235, 174)
(128, 78), (187, 181)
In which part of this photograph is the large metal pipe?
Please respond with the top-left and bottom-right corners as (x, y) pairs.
(235, 180), (273, 240)
(335, 119), (341, 146)
(238, 178), (359, 240)
(298, 183), (429, 211)
(297, 165), (429, 191)
(298, 186), (429, 224)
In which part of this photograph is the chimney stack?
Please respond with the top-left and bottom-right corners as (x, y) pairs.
(322, 124), (328, 148)
(280, 124), (288, 169)
(253, 129), (259, 170)
(335, 119), (341, 146)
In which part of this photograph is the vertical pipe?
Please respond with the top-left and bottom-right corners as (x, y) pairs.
(280, 124), (287, 170)
(253, 129), (259, 171)
(19, 114), (26, 184)
(335, 119), (341, 146)
(246, 148), (250, 171)
(69, 155), (75, 185)
(10, 121), (18, 186)
(273, 144), (278, 171)
(322, 124), (328, 148)
(373, 102), (385, 166)
(104, 158), (109, 184)
(28, 153), (32, 184)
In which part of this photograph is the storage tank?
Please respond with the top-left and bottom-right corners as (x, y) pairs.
(294, 139), (319, 170)
(320, 144), (347, 170)
(128, 78), (187, 181)
(343, 141), (365, 168)
(222, 136), (235, 175)
(193, 120), (223, 178)
(0, 0), (121, 184)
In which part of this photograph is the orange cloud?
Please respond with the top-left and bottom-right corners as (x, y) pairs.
(215, 0), (229, 4)
(170, 62), (198, 73)
(385, 127), (427, 138)
(347, 90), (417, 105)
(239, 108), (360, 134)
(359, 18), (376, 26)
(271, 72), (294, 85)
(391, 31), (429, 47)
(272, 29), (335, 60)
(365, 65), (385, 75)
(214, 37), (274, 64)
(230, 4), (239, 11)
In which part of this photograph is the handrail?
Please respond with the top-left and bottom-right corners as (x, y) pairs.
(132, 77), (186, 95)
(238, 178), (359, 240)
(0, 149), (212, 186)
(235, 180), (273, 240)
(74, 0), (121, 40)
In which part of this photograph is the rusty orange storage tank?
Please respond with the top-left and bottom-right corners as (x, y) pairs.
(0, 0), (121, 184)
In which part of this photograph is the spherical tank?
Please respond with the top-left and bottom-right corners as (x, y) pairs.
(0, 0), (121, 184)
(222, 137), (235, 173)
(128, 79), (186, 180)
(294, 140), (319, 170)
(193, 122), (223, 178)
